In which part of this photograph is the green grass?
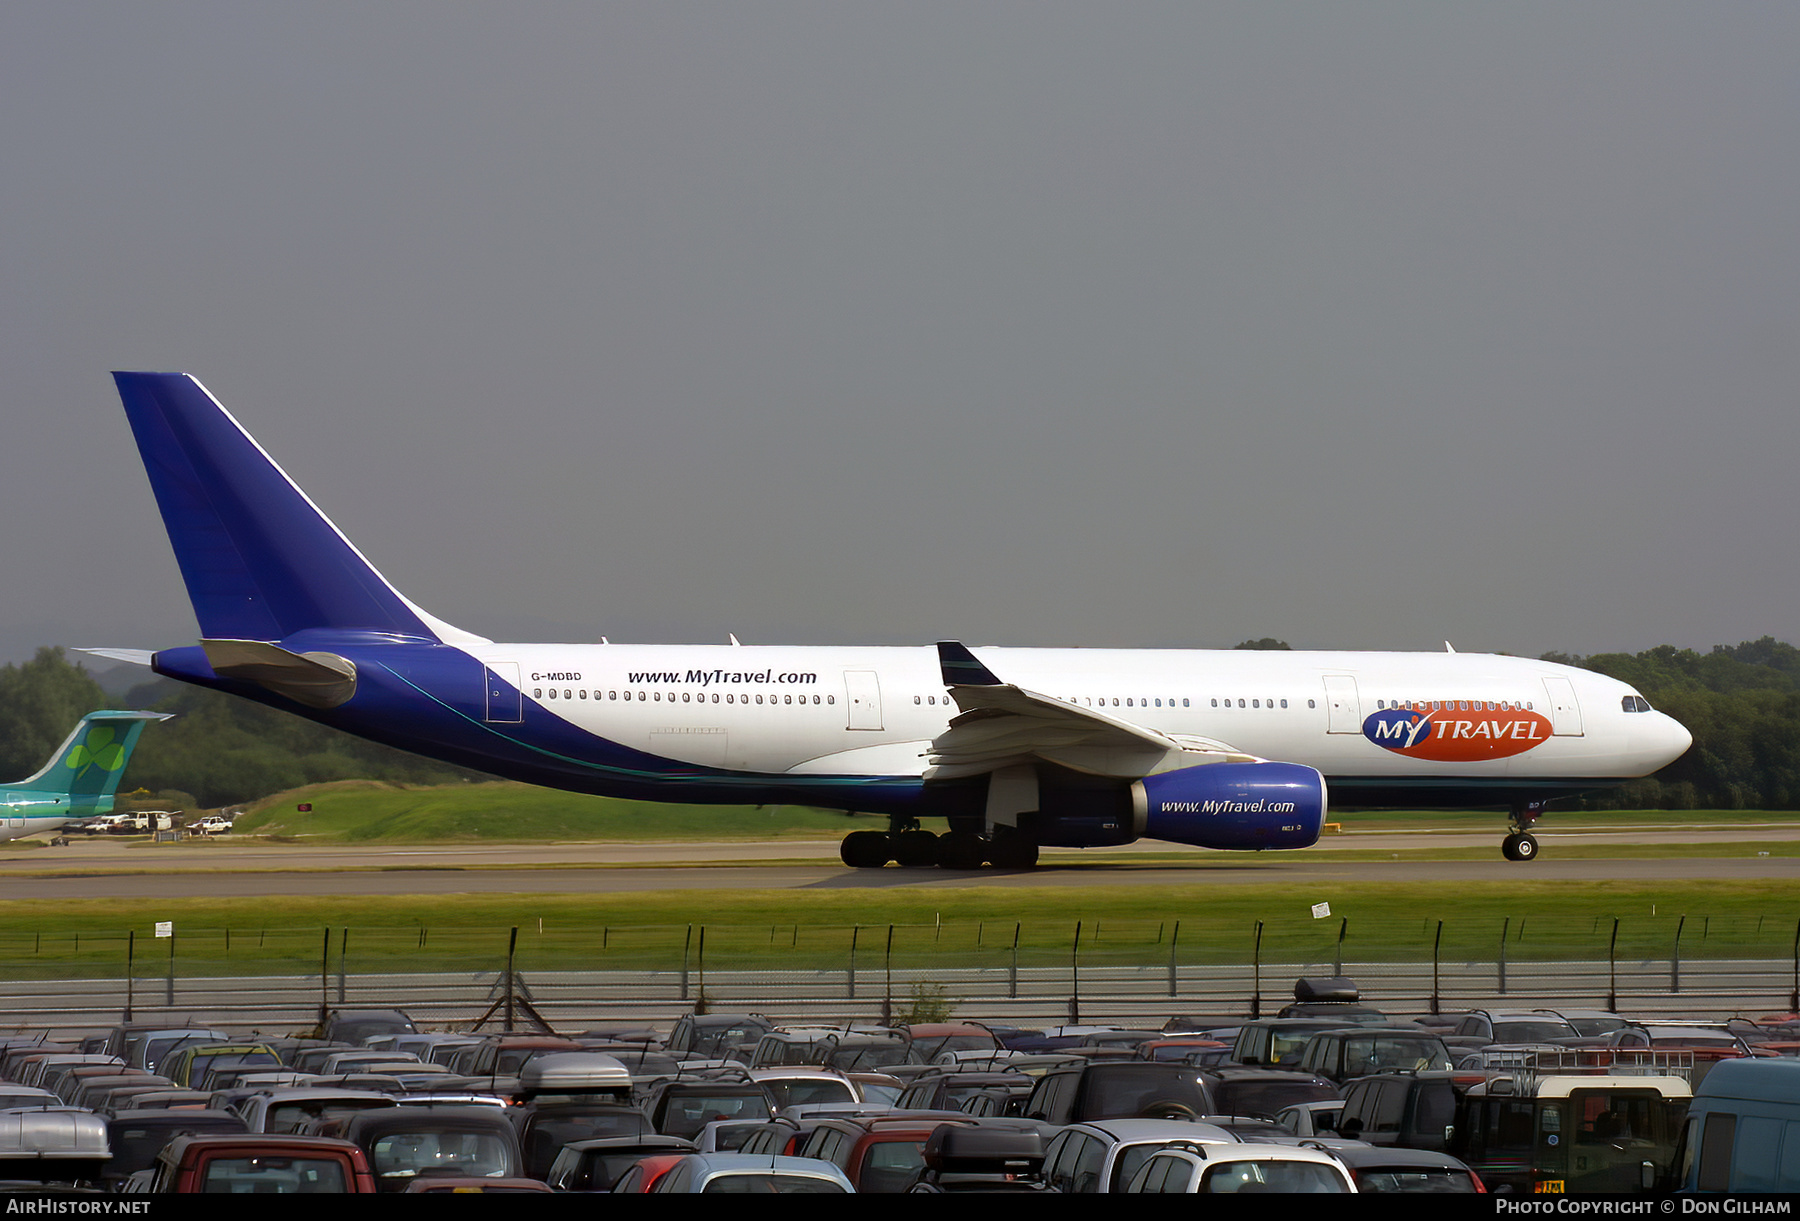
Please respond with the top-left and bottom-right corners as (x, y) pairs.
(0, 781), (1790, 977)
(0, 880), (1794, 979)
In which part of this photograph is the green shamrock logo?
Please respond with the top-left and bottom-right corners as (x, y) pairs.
(65, 727), (126, 780)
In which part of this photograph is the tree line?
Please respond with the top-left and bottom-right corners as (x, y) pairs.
(0, 639), (1793, 813)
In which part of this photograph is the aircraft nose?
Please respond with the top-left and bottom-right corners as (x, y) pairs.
(1644, 711), (1693, 766)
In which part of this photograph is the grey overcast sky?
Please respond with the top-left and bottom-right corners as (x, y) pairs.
(3, 3), (1797, 669)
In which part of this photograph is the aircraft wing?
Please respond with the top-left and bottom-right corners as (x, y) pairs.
(926, 641), (1258, 781)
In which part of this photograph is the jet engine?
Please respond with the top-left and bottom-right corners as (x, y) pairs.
(1132, 761), (1326, 850)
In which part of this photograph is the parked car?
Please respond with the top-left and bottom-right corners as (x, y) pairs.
(1038, 1118), (1241, 1193)
(1453, 1071), (1690, 1194)
(1670, 1056), (1800, 1192)
(337, 1105), (523, 1192)
(648, 1152), (854, 1193)
(1123, 1143), (1356, 1193)
(1318, 1143), (1485, 1193)
(144, 1133), (378, 1193)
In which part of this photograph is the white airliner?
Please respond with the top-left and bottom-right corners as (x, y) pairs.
(95, 373), (1691, 869)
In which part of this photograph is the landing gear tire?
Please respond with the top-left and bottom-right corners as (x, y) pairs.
(840, 830), (892, 869)
(1501, 832), (1540, 862)
(938, 831), (988, 871)
(989, 831), (1040, 870)
(893, 829), (941, 868)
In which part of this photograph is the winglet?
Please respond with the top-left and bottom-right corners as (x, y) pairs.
(937, 641), (1003, 688)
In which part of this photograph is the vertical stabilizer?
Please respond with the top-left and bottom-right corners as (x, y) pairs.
(10, 712), (171, 813)
(112, 372), (486, 645)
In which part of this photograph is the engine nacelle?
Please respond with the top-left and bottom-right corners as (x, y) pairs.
(1132, 761), (1326, 850)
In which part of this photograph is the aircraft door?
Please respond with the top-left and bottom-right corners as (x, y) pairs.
(844, 671), (884, 730)
(1541, 677), (1584, 736)
(485, 663), (523, 724)
(1323, 676), (1362, 733)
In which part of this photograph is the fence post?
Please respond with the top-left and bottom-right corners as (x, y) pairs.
(1251, 921), (1263, 1019)
(1069, 922), (1082, 1024)
(1498, 917), (1509, 995)
(318, 928), (330, 1026)
(1335, 917), (1346, 976)
(124, 930), (134, 1022)
(1168, 921), (1180, 997)
(1672, 916), (1685, 995)
(681, 925), (691, 1003)
(1607, 918), (1619, 1011)
(1790, 919), (1799, 1013)
(337, 927), (348, 1004)
(848, 925), (859, 1000)
(1010, 923), (1020, 1000)
(164, 929), (175, 1007)
(499, 926), (515, 1031)
(882, 926), (893, 1024)
(1431, 921), (1442, 1015)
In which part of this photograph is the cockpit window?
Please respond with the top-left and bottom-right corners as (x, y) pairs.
(1621, 696), (1654, 713)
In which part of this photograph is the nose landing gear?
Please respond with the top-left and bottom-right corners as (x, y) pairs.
(1501, 800), (1549, 862)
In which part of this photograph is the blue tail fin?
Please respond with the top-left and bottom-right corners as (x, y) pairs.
(113, 373), (484, 645)
(13, 712), (171, 813)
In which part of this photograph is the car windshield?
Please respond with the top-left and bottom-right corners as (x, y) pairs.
(1340, 1036), (1453, 1074)
(201, 1156), (349, 1194)
(1201, 1160), (1349, 1193)
(702, 1172), (847, 1193)
(1354, 1167), (1477, 1194)
(370, 1130), (511, 1182)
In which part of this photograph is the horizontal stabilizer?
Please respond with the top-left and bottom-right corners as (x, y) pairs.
(75, 648), (155, 667)
(201, 639), (357, 709)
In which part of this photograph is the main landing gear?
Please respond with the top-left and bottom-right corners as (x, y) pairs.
(1500, 800), (1549, 862)
(838, 822), (1040, 871)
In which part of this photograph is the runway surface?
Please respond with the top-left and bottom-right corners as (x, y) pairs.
(0, 824), (1794, 898)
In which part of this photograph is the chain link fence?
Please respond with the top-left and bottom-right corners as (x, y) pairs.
(0, 914), (1794, 1036)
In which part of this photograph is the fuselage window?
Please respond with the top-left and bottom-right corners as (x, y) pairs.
(1252, 699), (1259, 708)
(1308, 699), (1316, 709)
(914, 696), (922, 705)
(1210, 699), (1218, 707)
(547, 689), (557, 700)
(828, 695), (835, 704)
(1182, 699), (1189, 707)
(1280, 699), (1288, 708)
(1237, 699), (1246, 708)
(755, 695), (763, 704)
(532, 688), (542, 699)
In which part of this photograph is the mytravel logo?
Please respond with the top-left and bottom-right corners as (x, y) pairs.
(1362, 706), (1553, 762)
